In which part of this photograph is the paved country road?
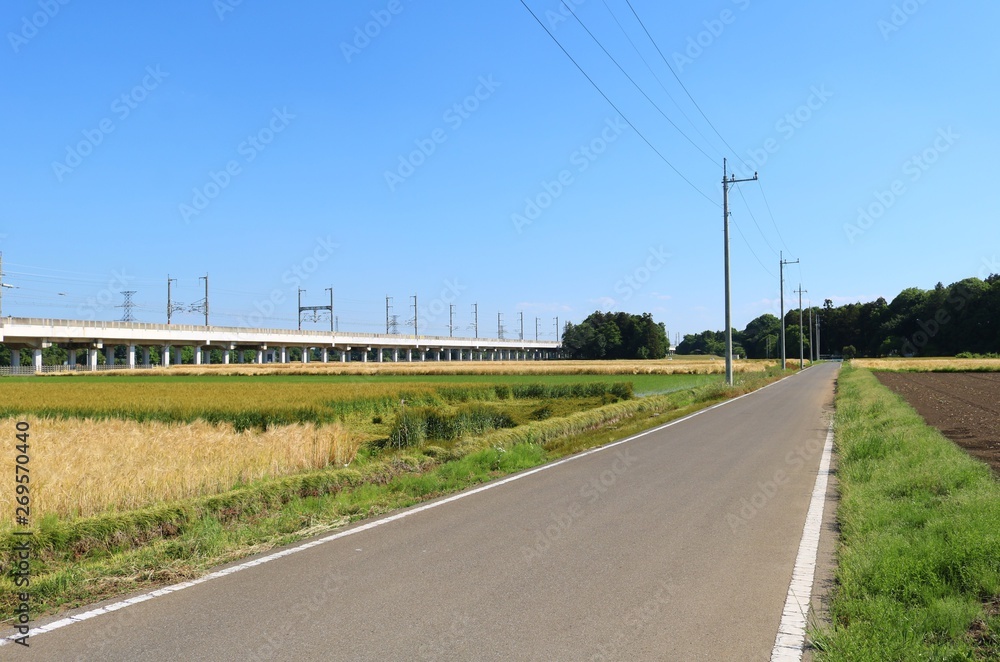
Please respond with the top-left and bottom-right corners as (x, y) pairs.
(3, 363), (839, 661)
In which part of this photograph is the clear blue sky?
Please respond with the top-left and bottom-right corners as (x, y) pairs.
(1, 1), (996, 341)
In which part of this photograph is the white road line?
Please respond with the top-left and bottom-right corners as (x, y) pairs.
(1, 369), (804, 646)
(770, 423), (835, 661)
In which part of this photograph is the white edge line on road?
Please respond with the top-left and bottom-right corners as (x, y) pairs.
(770, 423), (835, 661)
(2, 368), (809, 645)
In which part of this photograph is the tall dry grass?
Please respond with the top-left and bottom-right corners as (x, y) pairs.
(852, 357), (1000, 371)
(2, 416), (364, 522)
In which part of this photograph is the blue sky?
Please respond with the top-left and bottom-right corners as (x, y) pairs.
(1, 1), (996, 341)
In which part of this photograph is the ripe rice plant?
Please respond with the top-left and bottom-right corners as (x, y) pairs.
(1, 416), (364, 522)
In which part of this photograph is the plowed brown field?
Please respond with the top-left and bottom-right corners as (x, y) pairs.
(875, 371), (1000, 475)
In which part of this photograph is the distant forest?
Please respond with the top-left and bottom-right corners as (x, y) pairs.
(676, 275), (1000, 359)
(561, 312), (669, 360)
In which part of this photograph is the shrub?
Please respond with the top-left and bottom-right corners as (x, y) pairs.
(387, 409), (427, 449)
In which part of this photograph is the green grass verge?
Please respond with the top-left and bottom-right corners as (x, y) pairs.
(813, 365), (1000, 660)
(0, 368), (786, 623)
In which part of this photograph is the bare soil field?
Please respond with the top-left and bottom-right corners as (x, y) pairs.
(875, 371), (1000, 474)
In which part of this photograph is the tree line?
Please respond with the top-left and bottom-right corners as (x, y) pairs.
(561, 312), (669, 359)
(676, 274), (1000, 358)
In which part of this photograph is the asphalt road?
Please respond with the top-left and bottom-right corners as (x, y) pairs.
(6, 363), (838, 661)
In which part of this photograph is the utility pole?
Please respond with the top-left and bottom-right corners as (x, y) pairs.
(816, 315), (822, 361)
(410, 295), (418, 338)
(166, 275), (185, 325)
(498, 313), (504, 340)
(780, 252), (799, 370)
(808, 304), (814, 363)
(554, 317), (560, 342)
(535, 317), (540, 342)
(449, 304), (455, 338)
(0, 252), (4, 320)
(386, 296), (392, 334)
(518, 311), (524, 341)
(721, 159), (758, 386)
(472, 303), (478, 339)
(298, 288), (305, 331)
(199, 274), (209, 326)
(167, 275), (175, 324)
(326, 287), (334, 333)
(795, 285), (808, 369)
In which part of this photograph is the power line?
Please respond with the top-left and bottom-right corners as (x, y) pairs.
(599, 0), (724, 161)
(758, 180), (793, 256)
(519, 0), (718, 207)
(730, 219), (775, 279)
(560, 1), (717, 165)
(736, 183), (779, 258)
(621, 0), (749, 168)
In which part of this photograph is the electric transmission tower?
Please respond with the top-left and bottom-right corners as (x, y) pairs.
(118, 291), (137, 322)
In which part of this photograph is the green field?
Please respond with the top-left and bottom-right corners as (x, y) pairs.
(813, 365), (1000, 659)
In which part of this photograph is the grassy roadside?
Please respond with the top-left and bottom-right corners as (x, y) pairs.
(1, 368), (793, 623)
(813, 364), (1000, 659)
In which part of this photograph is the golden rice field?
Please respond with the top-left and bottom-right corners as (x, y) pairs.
(98, 357), (779, 377)
(852, 357), (1000, 371)
(2, 416), (364, 522)
(0, 378), (442, 416)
